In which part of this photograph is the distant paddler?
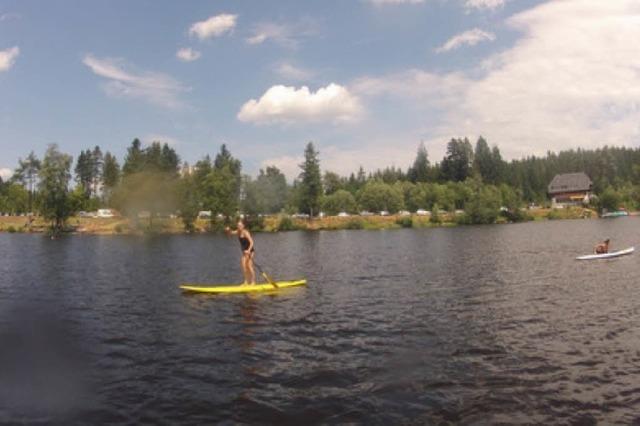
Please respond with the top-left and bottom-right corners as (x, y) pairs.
(594, 238), (610, 254)
(225, 220), (256, 285)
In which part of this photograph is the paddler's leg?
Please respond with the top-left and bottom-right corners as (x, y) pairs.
(248, 252), (256, 285)
(241, 255), (249, 285)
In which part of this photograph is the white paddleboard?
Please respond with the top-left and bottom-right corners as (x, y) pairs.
(576, 247), (635, 260)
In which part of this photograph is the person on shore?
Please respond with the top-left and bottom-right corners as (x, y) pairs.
(594, 238), (610, 254)
(225, 220), (256, 285)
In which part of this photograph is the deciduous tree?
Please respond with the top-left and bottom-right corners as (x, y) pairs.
(38, 144), (73, 231)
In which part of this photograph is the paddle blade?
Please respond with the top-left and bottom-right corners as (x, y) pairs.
(261, 272), (279, 288)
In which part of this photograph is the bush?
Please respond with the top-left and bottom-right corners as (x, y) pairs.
(345, 218), (364, 229)
(598, 187), (621, 213)
(454, 213), (471, 225)
(178, 176), (199, 232)
(430, 204), (441, 224)
(114, 224), (123, 233)
(7, 226), (16, 233)
(245, 215), (265, 232)
(277, 216), (298, 231)
(501, 209), (533, 223)
(208, 217), (227, 233)
(182, 221), (195, 233)
(463, 185), (501, 224)
(357, 180), (404, 213)
(546, 207), (587, 220)
(396, 216), (413, 228)
(547, 209), (563, 220)
(322, 190), (358, 215)
(142, 224), (162, 235)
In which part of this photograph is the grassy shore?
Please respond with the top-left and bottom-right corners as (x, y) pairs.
(0, 207), (600, 235)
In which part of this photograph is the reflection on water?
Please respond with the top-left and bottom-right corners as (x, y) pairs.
(1, 218), (640, 423)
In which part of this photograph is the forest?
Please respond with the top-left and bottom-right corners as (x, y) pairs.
(1, 136), (639, 231)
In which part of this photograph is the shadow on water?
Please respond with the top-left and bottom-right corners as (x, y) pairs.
(1, 218), (640, 423)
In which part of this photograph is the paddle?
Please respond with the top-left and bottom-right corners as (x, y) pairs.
(253, 259), (279, 289)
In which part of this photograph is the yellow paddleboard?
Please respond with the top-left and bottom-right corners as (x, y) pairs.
(180, 279), (307, 294)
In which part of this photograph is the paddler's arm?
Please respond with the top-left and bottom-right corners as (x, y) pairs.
(225, 226), (238, 236)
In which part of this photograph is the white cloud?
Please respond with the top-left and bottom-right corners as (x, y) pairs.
(176, 47), (201, 62)
(246, 34), (267, 45)
(0, 168), (12, 181)
(365, 0), (424, 5)
(436, 28), (495, 53)
(337, 0), (640, 165)
(353, 69), (469, 105)
(465, 0), (507, 10)
(238, 84), (363, 125)
(274, 62), (314, 81)
(0, 46), (19, 72)
(441, 0), (640, 157)
(189, 14), (237, 40)
(246, 23), (290, 46)
(0, 12), (20, 22)
(246, 20), (317, 48)
(82, 54), (187, 109)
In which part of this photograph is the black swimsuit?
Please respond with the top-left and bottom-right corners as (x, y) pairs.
(239, 234), (254, 253)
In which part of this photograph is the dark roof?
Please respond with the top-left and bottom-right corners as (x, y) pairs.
(548, 172), (592, 194)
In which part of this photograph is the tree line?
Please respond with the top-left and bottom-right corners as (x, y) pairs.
(2, 136), (640, 231)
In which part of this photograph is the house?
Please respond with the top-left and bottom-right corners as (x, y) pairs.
(548, 172), (593, 207)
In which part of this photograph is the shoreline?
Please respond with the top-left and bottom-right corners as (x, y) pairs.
(0, 207), (611, 235)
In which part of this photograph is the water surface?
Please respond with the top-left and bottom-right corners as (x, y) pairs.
(1, 218), (639, 424)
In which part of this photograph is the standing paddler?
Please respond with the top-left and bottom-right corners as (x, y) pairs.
(225, 220), (256, 285)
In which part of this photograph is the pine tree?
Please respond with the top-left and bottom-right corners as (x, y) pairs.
(357, 166), (366, 185)
(473, 136), (493, 183)
(408, 142), (430, 183)
(102, 152), (120, 201)
(91, 146), (103, 195)
(122, 138), (144, 176)
(161, 143), (180, 175)
(213, 144), (242, 200)
(144, 142), (163, 172)
(490, 145), (504, 184)
(74, 150), (93, 197)
(13, 151), (41, 212)
(194, 155), (212, 181)
(298, 142), (322, 216)
(441, 138), (474, 182)
(214, 145), (241, 176)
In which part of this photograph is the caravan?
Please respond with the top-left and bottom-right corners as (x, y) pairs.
(96, 209), (116, 218)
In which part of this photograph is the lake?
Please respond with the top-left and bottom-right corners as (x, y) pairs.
(1, 218), (639, 424)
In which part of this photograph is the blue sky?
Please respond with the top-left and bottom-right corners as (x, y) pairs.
(1, 0), (639, 180)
